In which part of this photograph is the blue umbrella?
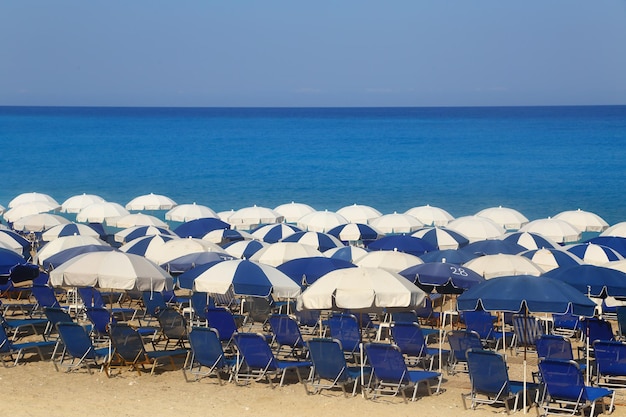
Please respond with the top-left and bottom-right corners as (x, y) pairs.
(327, 223), (382, 244)
(0, 248), (26, 276)
(585, 236), (626, 257)
(367, 235), (435, 256)
(8, 263), (41, 283)
(250, 223), (302, 243)
(419, 249), (478, 264)
(161, 251), (234, 275)
(399, 262), (485, 294)
(543, 264), (626, 298)
(42, 245), (117, 270)
(277, 256), (356, 287)
(459, 239), (526, 257)
(173, 218), (230, 238)
(281, 231), (344, 252)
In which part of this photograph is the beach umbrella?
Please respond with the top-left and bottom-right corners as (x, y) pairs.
(336, 204), (383, 224)
(185, 259), (301, 299)
(201, 229), (253, 245)
(249, 242), (323, 267)
(222, 240), (269, 260)
(144, 237), (225, 265)
(49, 251), (173, 291)
(277, 256), (356, 287)
(12, 213), (71, 233)
(355, 250), (423, 273)
(61, 194), (105, 214)
(446, 216), (505, 243)
(0, 248), (26, 276)
(273, 202), (316, 223)
(584, 236), (626, 258)
(36, 235), (109, 266)
(475, 206), (529, 231)
(297, 210), (348, 233)
(160, 251), (234, 275)
(327, 223), (382, 244)
(76, 202), (130, 223)
(399, 262), (485, 294)
(519, 218), (581, 244)
(165, 203), (218, 222)
(404, 205), (454, 227)
(366, 235), (435, 256)
(520, 248), (582, 272)
(419, 248), (478, 264)
(553, 209), (609, 233)
(227, 205), (284, 230)
(281, 231), (344, 252)
(542, 264), (626, 298)
(3, 201), (60, 223)
(463, 254), (544, 279)
(323, 246), (369, 263)
(125, 193), (177, 211)
(605, 259), (626, 274)
(297, 267), (427, 311)
(0, 230), (30, 256)
(42, 223), (101, 242)
(113, 225), (177, 244)
(459, 239), (526, 257)
(119, 234), (178, 259)
(8, 192), (59, 209)
(601, 222), (626, 238)
(368, 212), (423, 234)
(502, 231), (559, 250)
(250, 223), (302, 243)
(565, 243), (623, 265)
(173, 217), (231, 238)
(108, 213), (168, 229)
(411, 227), (469, 250)
(41, 245), (117, 270)
(8, 263), (43, 284)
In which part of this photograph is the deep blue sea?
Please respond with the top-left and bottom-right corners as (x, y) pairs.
(1, 105), (625, 225)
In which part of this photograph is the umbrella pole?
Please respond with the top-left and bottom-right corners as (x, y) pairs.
(523, 306), (528, 414)
(586, 286), (591, 385)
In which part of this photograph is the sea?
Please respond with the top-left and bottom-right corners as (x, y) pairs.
(1, 105), (625, 226)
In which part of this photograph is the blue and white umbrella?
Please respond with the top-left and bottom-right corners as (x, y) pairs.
(119, 234), (178, 259)
(36, 235), (110, 266)
(182, 259), (301, 298)
(222, 240), (269, 259)
(584, 236), (626, 258)
(281, 231), (344, 252)
(327, 223), (382, 244)
(502, 231), (559, 250)
(42, 223), (101, 242)
(161, 251), (234, 275)
(411, 227), (469, 250)
(0, 230), (30, 256)
(323, 246), (369, 263)
(173, 217), (231, 239)
(565, 242), (623, 265)
(250, 223), (302, 243)
(367, 235), (435, 256)
(114, 225), (177, 244)
(201, 229), (253, 245)
(520, 248), (582, 272)
(42, 245), (117, 270)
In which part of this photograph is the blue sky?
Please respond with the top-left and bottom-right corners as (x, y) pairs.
(2, 1), (625, 107)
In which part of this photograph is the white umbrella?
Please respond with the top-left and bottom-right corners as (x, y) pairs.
(446, 216), (506, 243)
(217, 209), (236, 223)
(404, 205), (454, 227)
(601, 222), (626, 238)
(165, 203), (218, 222)
(475, 206), (529, 231)
(201, 229), (254, 245)
(228, 205), (284, 230)
(8, 192), (59, 209)
(250, 242), (323, 267)
(3, 201), (61, 223)
(273, 202), (316, 223)
(125, 193), (177, 211)
(520, 218), (581, 244)
(12, 213), (71, 232)
(463, 254), (544, 279)
(336, 204), (383, 224)
(36, 235), (109, 266)
(553, 209), (609, 233)
(297, 210), (348, 233)
(520, 248), (582, 272)
(368, 212), (423, 234)
(297, 267), (427, 310)
(108, 213), (169, 229)
(49, 251), (173, 291)
(76, 202), (130, 223)
(147, 237), (225, 265)
(355, 250), (423, 273)
(61, 194), (105, 214)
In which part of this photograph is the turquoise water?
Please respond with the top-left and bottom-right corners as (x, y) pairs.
(1, 106), (625, 225)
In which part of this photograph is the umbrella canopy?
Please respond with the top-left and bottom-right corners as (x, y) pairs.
(411, 227), (469, 250)
(355, 250), (423, 273)
(520, 248), (582, 272)
(601, 222), (626, 238)
(419, 248), (478, 264)
(399, 262), (485, 294)
(12, 213), (71, 232)
(119, 234), (178, 261)
(41, 245), (117, 270)
(0, 230), (30, 256)
(475, 206), (529, 231)
(273, 202), (316, 223)
(277, 256), (356, 287)
(323, 246), (369, 263)
(327, 223), (382, 244)
(173, 217), (231, 238)
(336, 204), (383, 224)
(404, 205), (454, 227)
(250, 223), (302, 243)
(3, 201), (60, 223)
(457, 274), (596, 316)
(76, 202), (130, 223)
(145, 237), (225, 265)
(584, 236), (626, 258)
(249, 242), (323, 267)
(297, 267), (427, 310)
(49, 251), (173, 291)
(61, 194), (105, 214)
(519, 218), (581, 244)
(113, 225), (177, 244)
(227, 205), (284, 230)
(8, 192), (59, 209)
(502, 231), (560, 250)
(164, 203), (218, 222)
(553, 209), (609, 233)
(160, 251), (234, 275)
(463, 254), (544, 279)
(184, 259), (301, 298)
(222, 240), (269, 260)
(297, 210), (348, 233)
(446, 216), (505, 243)
(281, 231), (344, 252)
(542, 264), (626, 298)
(366, 235), (435, 256)
(459, 239), (526, 257)
(108, 213), (169, 229)
(125, 193), (177, 211)
(42, 223), (101, 241)
(565, 243), (623, 265)
(368, 212), (423, 234)
(201, 229), (253, 245)
(36, 235), (109, 266)
(0, 248), (26, 276)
